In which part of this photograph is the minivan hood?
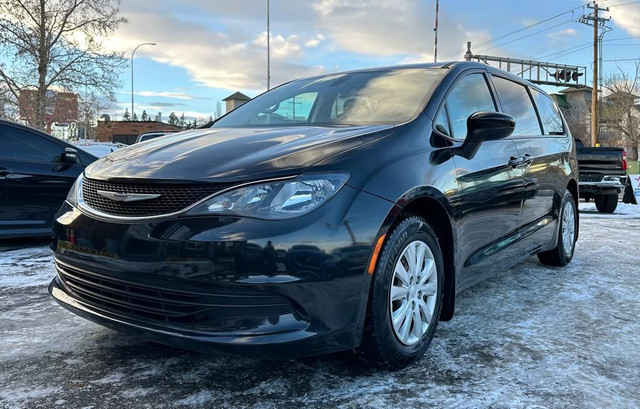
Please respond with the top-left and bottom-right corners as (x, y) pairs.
(85, 125), (394, 182)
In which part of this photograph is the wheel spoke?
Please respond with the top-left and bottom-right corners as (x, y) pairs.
(419, 259), (435, 284)
(390, 285), (409, 301)
(415, 243), (425, 272)
(406, 244), (416, 273)
(417, 299), (432, 325)
(392, 301), (410, 327)
(398, 306), (413, 343)
(394, 263), (411, 286)
(410, 307), (423, 339)
(420, 281), (437, 296)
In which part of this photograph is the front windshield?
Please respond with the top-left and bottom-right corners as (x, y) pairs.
(214, 68), (444, 127)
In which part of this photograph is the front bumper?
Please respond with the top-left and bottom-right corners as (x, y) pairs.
(48, 185), (395, 358)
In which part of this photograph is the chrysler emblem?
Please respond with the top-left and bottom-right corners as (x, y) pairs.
(96, 190), (161, 202)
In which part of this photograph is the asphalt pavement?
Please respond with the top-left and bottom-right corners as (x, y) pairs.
(1, 204), (639, 408)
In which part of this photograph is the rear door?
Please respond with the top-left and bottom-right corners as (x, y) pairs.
(434, 71), (525, 289)
(0, 124), (83, 237)
(491, 75), (571, 250)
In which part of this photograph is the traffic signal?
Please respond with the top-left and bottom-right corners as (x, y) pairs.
(551, 70), (583, 82)
(552, 70), (567, 81)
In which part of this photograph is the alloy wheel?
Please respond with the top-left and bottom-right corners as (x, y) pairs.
(389, 240), (438, 346)
(562, 201), (576, 256)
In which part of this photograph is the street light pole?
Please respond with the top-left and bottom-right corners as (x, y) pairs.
(434, 0), (439, 62)
(267, 0), (271, 90)
(131, 42), (156, 120)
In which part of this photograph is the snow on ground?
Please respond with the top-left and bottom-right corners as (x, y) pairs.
(579, 201), (640, 219)
(1, 207), (639, 408)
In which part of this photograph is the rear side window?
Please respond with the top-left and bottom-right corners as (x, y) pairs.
(492, 76), (542, 136)
(445, 74), (496, 139)
(0, 126), (64, 162)
(531, 89), (564, 135)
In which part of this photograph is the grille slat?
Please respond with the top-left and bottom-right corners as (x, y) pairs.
(82, 178), (233, 217)
(55, 261), (294, 324)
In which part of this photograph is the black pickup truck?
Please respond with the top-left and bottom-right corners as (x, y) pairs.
(575, 139), (627, 213)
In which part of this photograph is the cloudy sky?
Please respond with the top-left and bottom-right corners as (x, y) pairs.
(107, 0), (640, 122)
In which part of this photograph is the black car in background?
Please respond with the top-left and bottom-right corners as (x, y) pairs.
(0, 119), (97, 238)
(49, 62), (579, 369)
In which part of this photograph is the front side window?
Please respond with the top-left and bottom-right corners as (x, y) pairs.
(0, 126), (64, 162)
(492, 76), (542, 136)
(214, 69), (445, 127)
(531, 89), (564, 135)
(445, 74), (496, 139)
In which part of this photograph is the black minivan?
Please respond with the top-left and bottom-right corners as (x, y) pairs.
(1, 119), (96, 238)
(49, 62), (579, 369)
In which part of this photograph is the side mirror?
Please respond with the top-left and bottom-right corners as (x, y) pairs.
(453, 111), (515, 159)
(64, 147), (80, 164)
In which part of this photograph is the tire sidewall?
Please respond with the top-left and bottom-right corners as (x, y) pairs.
(372, 218), (444, 359)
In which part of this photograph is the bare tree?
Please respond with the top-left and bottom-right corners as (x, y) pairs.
(562, 106), (591, 145)
(77, 91), (109, 139)
(601, 63), (640, 160)
(0, 0), (126, 131)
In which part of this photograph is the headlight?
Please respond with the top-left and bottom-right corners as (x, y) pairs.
(186, 173), (349, 219)
(66, 173), (84, 207)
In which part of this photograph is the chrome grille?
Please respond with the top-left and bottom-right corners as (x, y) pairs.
(82, 178), (233, 217)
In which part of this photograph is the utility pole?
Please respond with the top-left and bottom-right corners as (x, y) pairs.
(433, 0), (439, 62)
(267, 0), (271, 90)
(580, 2), (610, 147)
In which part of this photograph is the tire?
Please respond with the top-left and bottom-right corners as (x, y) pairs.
(595, 193), (618, 213)
(359, 216), (444, 369)
(538, 189), (577, 267)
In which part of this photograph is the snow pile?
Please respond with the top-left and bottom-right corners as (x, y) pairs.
(579, 201), (640, 219)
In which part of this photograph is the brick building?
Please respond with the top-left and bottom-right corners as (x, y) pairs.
(96, 120), (183, 144)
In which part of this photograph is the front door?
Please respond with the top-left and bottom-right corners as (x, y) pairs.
(0, 125), (81, 237)
(433, 71), (524, 290)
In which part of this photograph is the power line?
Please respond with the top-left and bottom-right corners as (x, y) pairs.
(475, 20), (575, 54)
(601, 0), (640, 7)
(540, 42), (592, 59)
(439, 4), (586, 60)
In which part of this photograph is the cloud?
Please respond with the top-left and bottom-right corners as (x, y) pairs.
(311, 0), (491, 62)
(103, 0), (491, 94)
(305, 34), (325, 48)
(252, 32), (303, 58)
(137, 91), (209, 100)
(547, 28), (577, 40)
(107, 9), (324, 92)
(148, 101), (186, 107)
(608, 4), (640, 36)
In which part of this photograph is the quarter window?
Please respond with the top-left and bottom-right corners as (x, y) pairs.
(434, 106), (451, 137)
(492, 76), (542, 136)
(445, 74), (496, 139)
(531, 89), (564, 135)
(0, 126), (64, 162)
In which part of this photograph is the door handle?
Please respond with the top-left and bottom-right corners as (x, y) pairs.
(508, 156), (526, 167)
(522, 154), (534, 165)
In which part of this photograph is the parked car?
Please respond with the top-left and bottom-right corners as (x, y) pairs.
(0, 119), (97, 238)
(135, 130), (178, 143)
(575, 138), (626, 213)
(49, 62), (579, 369)
(75, 141), (126, 158)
